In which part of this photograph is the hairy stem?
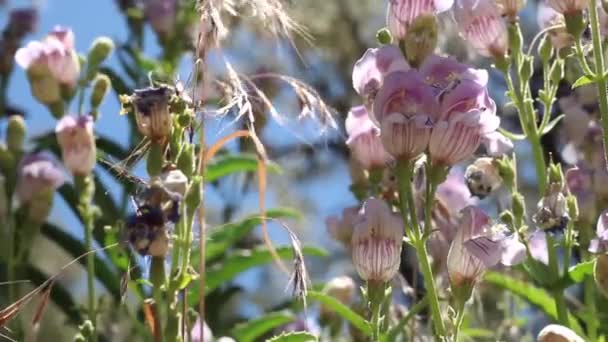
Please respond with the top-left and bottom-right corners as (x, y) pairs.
(546, 234), (568, 326)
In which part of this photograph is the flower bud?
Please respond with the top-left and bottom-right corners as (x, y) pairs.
(512, 192), (526, 221)
(465, 157), (503, 199)
(595, 254), (608, 298)
(55, 115), (96, 176)
(548, 162), (564, 188)
(533, 183), (569, 233)
(351, 198), (403, 283)
(538, 34), (554, 63)
(90, 73), (111, 109)
(185, 176), (202, 210)
(132, 86), (173, 143)
(519, 55), (534, 82)
(320, 276), (356, 317)
(7, 115), (26, 153)
(376, 28), (392, 44)
(537, 324), (585, 342)
(550, 59), (565, 85)
(86, 37), (114, 80)
(403, 15), (438, 67)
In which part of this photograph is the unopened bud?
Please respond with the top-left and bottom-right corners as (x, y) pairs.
(86, 37), (114, 81)
(376, 28), (392, 45)
(595, 254), (608, 298)
(90, 73), (111, 109)
(185, 176), (202, 209)
(29, 75), (61, 106)
(548, 162), (564, 188)
(538, 34), (554, 63)
(7, 115), (26, 153)
(507, 23), (523, 58)
(550, 59), (565, 85)
(496, 156), (515, 189)
(177, 144), (195, 178)
(403, 15), (437, 68)
(537, 324), (585, 342)
(465, 157), (503, 199)
(519, 55), (534, 81)
(512, 192), (526, 221)
(566, 195), (579, 221)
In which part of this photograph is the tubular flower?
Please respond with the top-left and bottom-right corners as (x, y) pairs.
(352, 46), (409, 109)
(546, 0), (588, 14)
(345, 106), (392, 169)
(55, 115), (96, 176)
(372, 70), (438, 160)
(481, 131), (513, 157)
(537, 2), (574, 49)
(565, 165), (596, 224)
(422, 55), (499, 166)
(589, 210), (608, 254)
(453, 0), (508, 58)
(351, 198), (404, 283)
(143, 0), (176, 37)
(386, 0), (454, 40)
(15, 153), (65, 204)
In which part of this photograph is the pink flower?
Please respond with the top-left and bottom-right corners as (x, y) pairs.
(453, 0), (508, 57)
(326, 206), (359, 247)
(589, 210), (608, 254)
(352, 46), (409, 108)
(351, 198), (404, 283)
(6, 8), (38, 40)
(566, 165), (596, 224)
(538, 325), (585, 342)
(386, 0), (454, 40)
(15, 26), (79, 87)
(481, 131), (513, 157)
(15, 153), (65, 204)
(496, 0), (525, 21)
(190, 317), (213, 342)
(423, 56), (499, 165)
(537, 2), (574, 49)
(345, 106), (393, 169)
(55, 115), (96, 176)
(144, 0), (176, 36)
(372, 70), (438, 160)
(546, 0), (588, 14)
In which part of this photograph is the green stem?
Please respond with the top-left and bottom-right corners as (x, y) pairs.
(413, 239), (446, 338)
(588, 0), (608, 172)
(546, 234), (568, 326)
(395, 160), (420, 241)
(580, 223), (598, 341)
(77, 176), (97, 342)
(452, 300), (466, 342)
(367, 281), (385, 341)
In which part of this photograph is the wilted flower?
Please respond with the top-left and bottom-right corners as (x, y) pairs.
(386, 0), (453, 40)
(55, 115), (96, 176)
(15, 26), (80, 93)
(496, 0), (526, 21)
(326, 206), (359, 247)
(537, 2), (574, 49)
(589, 210), (608, 254)
(537, 324), (585, 342)
(465, 157), (503, 198)
(453, 0), (508, 58)
(352, 46), (409, 108)
(345, 106), (392, 169)
(373, 70), (438, 160)
(481, 131), (513, 157)
(131, 86), (173, 142)
(351, 198), (404, 283)
(15, 153), (65, 204)
(422, 55), (499, 165)
(533, 183), (569, 232)
(320, 276), (356, 317)
(565, 165), (596, 224)
(144, 0), (176, 37)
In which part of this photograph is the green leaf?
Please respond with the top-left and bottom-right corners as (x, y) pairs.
(267, 332), (318, 342)
(204, 246), (327, 295)
(206, 208), (301, 260)
(572, 75), (595, 88)
(484, 271), (585, 336)
(551, 260), (596, 290)
(231, 311), (294, 342)
(307, 291), (371, 336)
(541, 114), (565, 135)
(205, 153), (282, 183)
(498, 127), (526, 141)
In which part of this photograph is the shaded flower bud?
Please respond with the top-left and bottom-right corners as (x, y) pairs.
(144, 0), (176, 37)
(7, 115), (26, 153)
(386, 0), (453, 41)
(565, 165), (596, 224)
(465, 157), (503, 198)
(15, 153), (65, 205)
(177, 144), (195, 178)
(537, 324), (585, 342)
(403, 15), (438, 67)
(589, 210), (608, 253)
(537, 2), (574, 49)
(351, 198), (403, 283)
(352, 46), (409, 109)
(90, 73), (111, 109)
(320, 276), (356, 317)
(595, 254), (608, 298)
(326, 206), (358, 247)
(86, 37), (114, 80)
(376, 28), (392, 44)
(55, 115), (96, 176)
(533, 183), (569, 233)
(373, 70), (438, 160)
(132, 86), (173, 143)
(453, 0), (508, 58)
(345, 106), (392, 170)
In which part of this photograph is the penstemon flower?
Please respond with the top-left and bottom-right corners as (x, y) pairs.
(386, 0), (454, 40)
(351, 198), (403, 283)
(537, 2), (574, 49)
(566, 165), (596, 224)
(422, 55), (499, 166)
(372, 70), (438, 160)
(452, 0), (508, 58)
(15, 153), (65, 204)
(345, 106), (393, 170)
(546, 0), (588, 15)
(481, 131), (513, 157)
(352, 46), (409, 109)
(326, 206), (359, 247)
(55, 115), (96, 177)
(589, 210), (608, 254)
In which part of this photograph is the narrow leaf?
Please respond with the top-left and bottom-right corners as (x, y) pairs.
(231, 311), (294, 342)
(541, 114), (565, 135)
(205, 153), (282, 183)
(551, 260), (596, 290)
(572, 75), (595, 88)
(498, 128), (526, 141)
(307, 291), (371, 336)
(267, 332), (318, 342)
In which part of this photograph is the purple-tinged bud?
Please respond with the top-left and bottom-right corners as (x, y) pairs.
(565, 165), (596, 224)
(386, 0), (453, 41)
(345, 106), (392, 170)
(595, 254), (608, 298)
(533, 183), (569, 233)
(144, 0), (176, 37)
(351, 198), (403, 283)
(465, 157), (503, 199)
(326, 206), (359, 247)
(7, 115), (26, 153)
(537, 324), (585, 342)
(373, 70), (438, 160)
(481, 131), (513, 157)
(55, 115), (96, 176)
(453, 0), (508, 58)
(131, 86), (173, 143)
(537, 2), (574, 49)
(352, 46), (409, 109)
(320, 276), (356, 317)
(496, 0), (526, 22)
(589, 210), (608, 254)
(6, 8), (38, 40)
